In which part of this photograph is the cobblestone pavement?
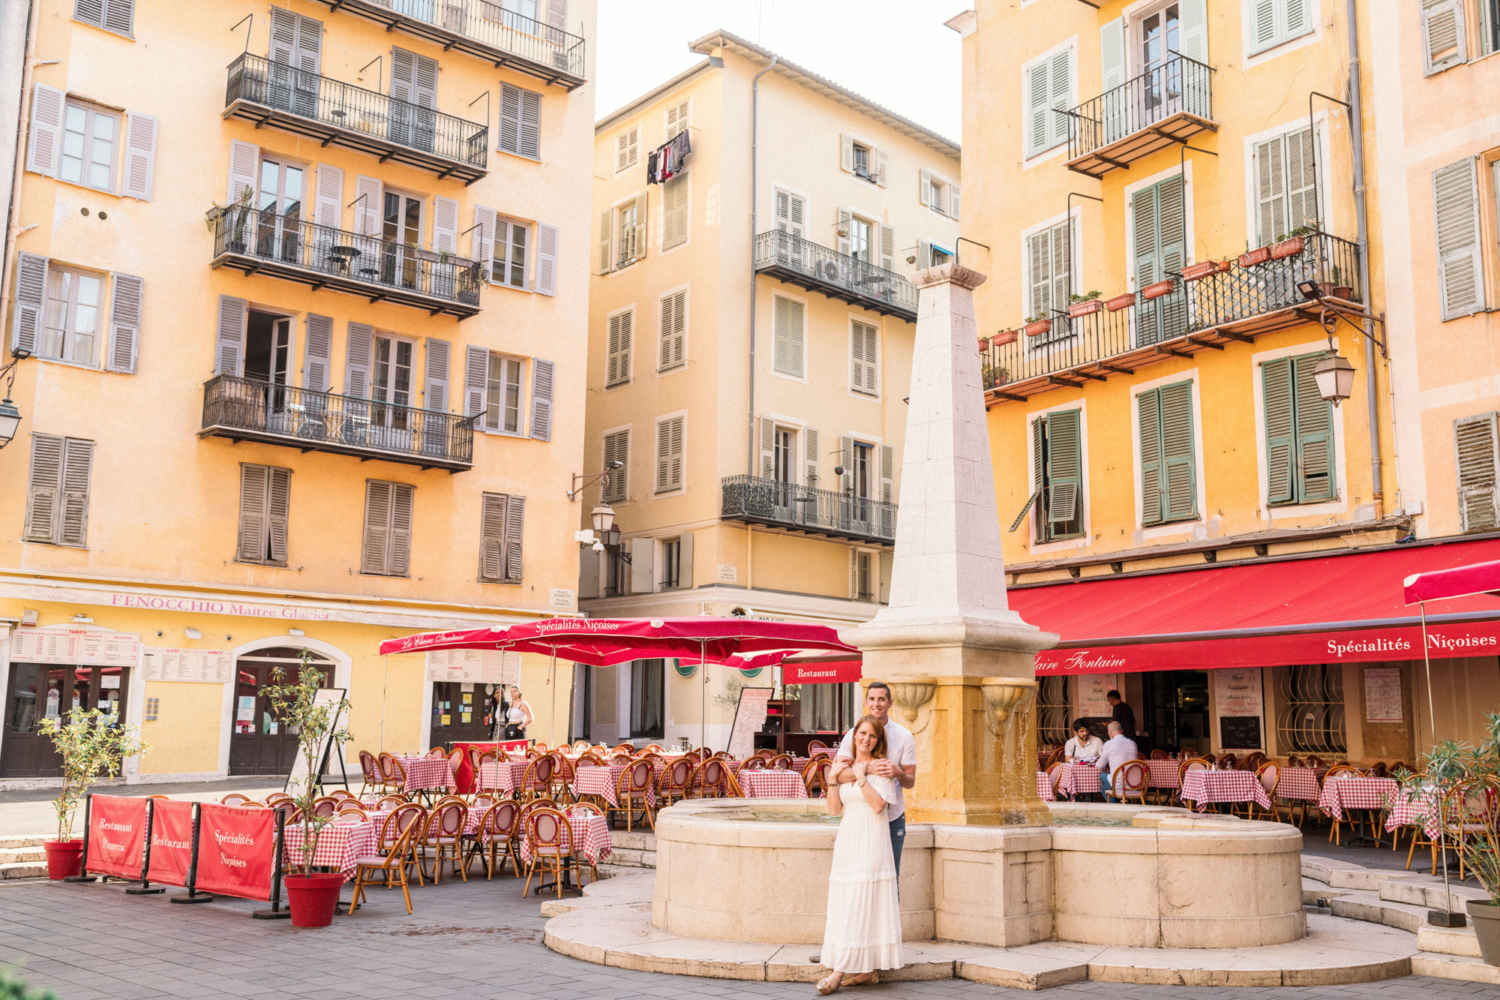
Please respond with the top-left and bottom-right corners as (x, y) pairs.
(1, 875), (1494, 1000)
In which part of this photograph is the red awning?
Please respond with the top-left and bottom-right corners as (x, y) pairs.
(783, 656), (862, 685)
(1008, 538), (1500, 675)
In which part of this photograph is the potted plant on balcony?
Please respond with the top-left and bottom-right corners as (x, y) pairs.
(263, 651), (352, 928)
(981, 361), (1010, 390)
(1105, 291), (1136, 312)
(1180, 261), (1220, 282)
(1141, 278), (1176, 300)
(1239, 243), (1273, 268)
(1022, 315), (1053, 338)
(1271, 226), (1312, 260)
(37, 708), (149, 880)
(990, 329), (1018, 347)
(1328, 265), (1355, 303)
(205, 184), (257, 255)
(1066, 291), (1103, 317)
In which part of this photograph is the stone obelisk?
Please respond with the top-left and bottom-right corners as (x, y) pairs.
(842, 263), (1057, 825)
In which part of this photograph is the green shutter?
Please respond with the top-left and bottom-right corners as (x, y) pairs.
(1160, 381), (1197, 521)
(1263, 358), (1295, 504)
(1134, 176), (1186, 347)
(1139, 389), (1163, 524)
(1292, 353), (1336, 501)
(1029, 416), (1046, 540)
(1046, 410), (1081, 527)
(1133, 187), (1160, 346)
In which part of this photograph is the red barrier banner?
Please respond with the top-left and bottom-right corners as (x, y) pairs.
(498, 739), (529, 753)
(146, 799), (194, 887)
(194, 803), (276, 901)
(86, 795), (147, 879)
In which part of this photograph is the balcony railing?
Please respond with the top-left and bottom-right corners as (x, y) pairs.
(1065, 52), (1215, 177)
(753, 230), (917, 320)
(308, 0), (586, 89)
(984, 232), (1363, 400)
(721, 475), (897, 545)
(225, 53), (487, 184)
(210, 208), (484, 318)
(201, 374), (477, 471)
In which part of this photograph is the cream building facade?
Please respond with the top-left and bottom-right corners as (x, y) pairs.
(0, 0), (595, 783)
(578, 31), (961, 749)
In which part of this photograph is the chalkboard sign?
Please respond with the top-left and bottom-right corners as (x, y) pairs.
(1219, 716), (1262, 750)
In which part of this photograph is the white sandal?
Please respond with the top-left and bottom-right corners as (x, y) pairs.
(817, 975), (842, 995)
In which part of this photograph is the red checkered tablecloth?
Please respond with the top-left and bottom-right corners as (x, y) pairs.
(1384, 785), (1442, 838)
(1317, 776), (1398, 821)
(1180, 770), (1273, 813)
(519, 815), (612, 866)
(400, 756), (456, 793)
(1275, 767), (1324, 803)
(737, 770), (808, 798)
(1145, 760), (1181, 790)
(282, 819), (376, 881)
(477, 761), (532, 794)
(1054, 761), (1104, 798)
(573, 765), (657, 808)
(1037, 771), (1055, 801)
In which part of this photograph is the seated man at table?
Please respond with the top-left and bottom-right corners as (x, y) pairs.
(1095, 721), (1140, 797)
(1064, 719), (1103, 763)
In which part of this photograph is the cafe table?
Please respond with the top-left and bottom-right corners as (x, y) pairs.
(1274, 767), (1325, 803)
(399, 755), (456, 797)
(737, 770), (808, 799)
(477, 760), (531, 796)
(572, 764), (658, 808)
(1036, 771), (1055, 802)
(282, 817), (375, 881)
(1053, 761), (1104, 799)
(1179, 769), (1272, 814)
(1316, 776), (1398, 846)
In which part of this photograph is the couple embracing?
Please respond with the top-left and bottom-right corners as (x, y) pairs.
(815, 681), (916, 994)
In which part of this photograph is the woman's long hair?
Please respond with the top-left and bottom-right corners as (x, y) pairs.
(852, 715), (888, 760)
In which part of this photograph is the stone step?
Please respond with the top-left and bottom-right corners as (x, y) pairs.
(1411, 951), (1500, 985)
(1378, 876), (1488, 911)
(0, 835), (50, 849)
(604, 847), (656, 868)
(0, 847), (45, 864)
(1328, 889), (1432, 934)
(0, 861), (47, 880)
(1419, 924), (1482, 958)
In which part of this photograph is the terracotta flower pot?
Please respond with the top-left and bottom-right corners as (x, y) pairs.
(1067, 299), (1102, 317)
(1239, 246), (1272, 267)
(1181, 261), (1218, 282)
(1271, 236), (1307, 260)
(990, 329), (1018, 347)
(1468, 900), (1500, 966)
(1105, 293), (1136, 312)
(44, 840), (83, 880)
(1023, 319), (1052, 338)
(1329, 285), (1355, 301)
(1141, 279), (1175, 300)
(1217, 259), (1233, 273)
(285, 872), (346, 928)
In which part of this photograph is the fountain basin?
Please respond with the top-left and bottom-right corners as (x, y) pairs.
(651, 798), (1304, 950)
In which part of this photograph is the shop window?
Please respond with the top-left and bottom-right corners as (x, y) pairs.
(1036, 675), (1073, 747)
(1275, 664), (1346, 754)
(629, 659), (664, 738)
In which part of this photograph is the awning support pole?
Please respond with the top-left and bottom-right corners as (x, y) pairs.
(1420, 602), (1453, 913)
(700, 639), (708, 752)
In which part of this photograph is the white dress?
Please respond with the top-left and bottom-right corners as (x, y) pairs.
(820, 775), (903, 975)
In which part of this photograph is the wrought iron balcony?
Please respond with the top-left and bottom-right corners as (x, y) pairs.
(224, 53), (487, 184)
(307, 0), (585, 89)
(753, 230), (917, 321)
(209, 208), (484, 319)
(984, 231), (1363, 402)
(201, 374), (477, 471)
(1065, 53), (1215, 177)
(721, 475), (897, 545)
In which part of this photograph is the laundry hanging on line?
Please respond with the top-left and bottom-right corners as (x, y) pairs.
(646, 130), (692, 185)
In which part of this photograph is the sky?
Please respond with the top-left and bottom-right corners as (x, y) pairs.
(593, 0), (965, 144)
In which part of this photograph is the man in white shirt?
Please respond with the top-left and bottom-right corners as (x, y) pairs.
(1064, 719), (1103, 762)
(1094, 721), (1140, 797)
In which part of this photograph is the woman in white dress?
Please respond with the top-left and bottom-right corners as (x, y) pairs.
(818, 715), (902, 994)
(503, 686), (534, 741)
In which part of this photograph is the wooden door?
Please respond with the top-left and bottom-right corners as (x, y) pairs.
(228, 650), (333, 776)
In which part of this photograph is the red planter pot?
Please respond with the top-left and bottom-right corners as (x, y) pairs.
(1105, 293), (1136, 312)
(1329, 286), (1355, 301)
(1067, 299), (1102, 317)
(1180, 261), (1218, 282)
(1239, 246), (1272, 267)
(990, 330), (1018, 347)
(1023, 319), (1052, 338)
(285, 872), (345, 927)
(44, 840), (83, 880)
(1271, 236), (1307, 260)
(1141, 280), (1175, 300)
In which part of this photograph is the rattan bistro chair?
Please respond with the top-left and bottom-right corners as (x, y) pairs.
(1108, 761), (1148, 804)
(521, 806), (580, 900)
(657, 757), (694, 807)
(608, 759), (655, 832)
(350, 820), (416, 915)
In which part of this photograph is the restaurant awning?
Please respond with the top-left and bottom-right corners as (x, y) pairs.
(1008, 538), (1500, 675)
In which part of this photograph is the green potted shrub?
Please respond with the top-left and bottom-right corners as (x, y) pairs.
(1022, 314), (1052, 338)
(204, 183), (257, 255)
(262, 651), (352, 927)
(1271, 226), (1312, 260)
(36, 709), (148, 880)
(1457, 714), (1500, 962)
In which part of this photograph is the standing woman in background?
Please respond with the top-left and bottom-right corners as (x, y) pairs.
(504, 685), (534, 741)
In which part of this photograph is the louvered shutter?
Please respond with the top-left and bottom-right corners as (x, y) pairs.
(1422, 0), (1467, 75)
(1100, 17), (1127, 143)
(226, 139), (260, 209)
(390, 47), (414, 106)
(602, 431), (628, 502)
(837, 207), (852, 256)
(1156, 176), (1186, 334)
(1028, 227), (1053, 321)
(531, 222), (557, 295)
(919, 169), (932, 208)
(389, 482), (413, 576)
(1050, 220), (1071, 317)
(73, 0), (104, 29)
(852, 321), (878, 394)
(1255, 135), (1286, 246)
(518, 89), (541, 159)
(880, 444), (894, 504)
(362, 481), (391, 574)
(774, 296), (804, 377)
(1285, 127), (1318, 233)
(879, 224), (894, 271)
(120, 112), (157, 200)
(304, 313), (332, 392)
(876, 149), (889, 187)
(1015, 418), (1043, 538)
(547, 0), (567, 35)
(606, 310), (632, 386)
(667, 417), (684, 490)
(1139, 388), (1163, 525)
(1047, 410), (1081, 525)
(499, 84), (527, 158)
(1292, 353), (1336, 501)
(665, 99), (689, 140)
(530, 359), (554, 441)
(950, 185), (961, 221)
(616, 124), (639, 171)
(841, 133), (854, 173)
(655, 419), (672, 492)
(106, 272), (142, 373)
(1251, 0), (1278, 52)
(353, 174), (382, 236)
(269, 7), (296, 66)
(1283, 0), (1312, 41)
(1048, 48), (1071, 148)
(432, 196), (458, 254)
(501, 496), (527, 578)
(480, 492), (506, 581)
(315, 164), (343, 229)
(24, 433), (63, 543)
(1456, 413), (1500, 532)
(464, 344), (487, 417)
(1026, 59), (1049, 157)
(1262, 357), (1295, 505)
(1434, 158), (1484, 320)
(662, 176), (688, 250)
(473, 205), (497, 279)
(659, 291), (685, 370)
(849, 323), (866, 393)
(677, 533), (694, 588)
(295, 12), (322, 72)
(238, 464), (269, 562)
(918, 241), (932, 270)
(1178, 0), (1208, 63)
(59, 438), (94, 547)
(214, 295), (246, 376)
(101, 0), (133, 36)
(759, 417), (775, 478)
(839, 436), (854, 493)
(598, 210), (613, 273)
(1160, 381), (1196, 521)
(632, 193), (647, 260)
(424, 338), (450, 412)
(345, 322), (373, 397)
(11, 253), (47, 356)
(25, 83), (64, 177)
(267, 466), (290, 564)
(804, 428), (819, 485)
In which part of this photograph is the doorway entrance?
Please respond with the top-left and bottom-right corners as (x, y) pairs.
(229, 647), (335, 776)
(1140, 669), (1209, 756)
(429, 681), (495, 750)
(2, 662), (129, 777)
(380, 190), (423, 289)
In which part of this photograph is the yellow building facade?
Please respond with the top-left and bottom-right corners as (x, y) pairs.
(579, 31), (960, 749)
(0, 0), (595, 782)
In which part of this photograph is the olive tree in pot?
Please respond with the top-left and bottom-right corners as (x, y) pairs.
(1459, 713), (1500, 963)
(36, 709), (149, 879)
(262, 652), (351, 927)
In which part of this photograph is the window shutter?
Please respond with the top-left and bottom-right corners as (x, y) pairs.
(480, 492), (506, 580)
(919, 168), (932, 208)
(1051, 219), (1072, 315)
(1422, 0), (1468, 74)
(106, 272), (142, 373)
(950, 185), (961, 221)
(315, 163), (343, 229)
(606, 310), (632, 386)
(598, 210), (613, 273)
(432, 196), (458, 254)
(759, 417), (775, 478)
(1100, 17), (1127, 90)
(267, 466), (290, 564)
(1139, 388), (1163, 525)
(665, 99), (689, 140)
(530, 358), (554, 441)
(547, 0), (568, 34)
(662, 175), (688, 250)
(464, 344), (487, 416)
(518, 89), (541, 159)
(1156, 175), (1186, 310)
(214, 294), (246, 376)
(1159, 381), (1197, 521)
(501, 494), (525, 580)
(269, 6), (296, 64)
(101, 0), (133, 36)
(1434, 158), (1484, 320)
(25, 83), (64, 177)
(1046, 410), (1081, 524)
(353, 174), (382, 236)
(918, 240), (932, 270)
(876, 149), (889, 188)
(837, 207), (852, 256)
(24, 433), (63, 543)
(839, 436), (853, 493)
(498, 84), (529, 157)
(773, 296), (804, 377)
(1028, 227), (1053, 320)
(1262, 357), (1295, 505)
(533, 222), (558, 295)
(656, 419), (672, 492)
(677, 532), (694, 588)
(879, 224), (894, 271)
(1283, 0), (1312, 41)
(1178, 0), (1208, 64)
(1254, 136), (1286, 247)
(658, 290), (686, 370)
(361, 480), (392, 574)
(1285, 127), (1319, 235)
(1292, 352), (1336, 501)
(423, 338), (450, 412)
(238, 464), (268, 562)
(304, 313), (332, 392)
(1456, 413), (1500, 532)
(602, 431), (628, 502)
(227, 139), (259, 205)
(121, 112), (157, 200)
(1026, 59), (1049, 157)
(73, 0), (104, 29)
(1025, 417), (1046, 537)
(1132, 185), (1161, 344)
(840, 132), (854, 173)
(345, 322), (373, 397)
(294, 11), (322, 72)
(616, 124), (639, 171)
(411, 51), (437, 109)
(804, 428), (819, 485)
(629, 537), (653, 594)
(59, 438), (94, 547)
(473, 205), (497, 278)
(390, 47), (415, 106)
(1251, 0), (1278, 52)
(389, 482), (413, 576)
(11, 252), (47, 356)
(632, 193), (647, 260)
(880, 444), (894, 505)
(668, 416), (684, 490)
(852, 321), (878, 394)
(850, 323), (866, 393)
(1049, 47), (1071, 148)
(492, 218), (512, 286)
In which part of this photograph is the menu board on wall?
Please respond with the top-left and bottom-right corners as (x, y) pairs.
(11, 627), (141, 667)
(426, 650), (521, 686)
(1212, 670), (1264, 717)
(727, 687), (774, 760)
(1074, 674), (1117, 718)
(141, 648), (232, 683)
(1364, 667), (1404, 722)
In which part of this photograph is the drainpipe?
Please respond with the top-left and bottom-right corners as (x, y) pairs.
(1347, 0), (1382, 506)
(747, 54), (778, 476)
(1, 0), (41, 327)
